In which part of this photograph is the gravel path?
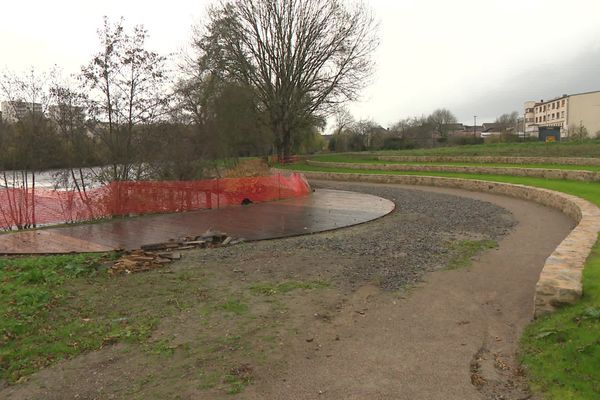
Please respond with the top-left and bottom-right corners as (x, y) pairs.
(193, 180), (516, 290)
(241, 181), (574, 400)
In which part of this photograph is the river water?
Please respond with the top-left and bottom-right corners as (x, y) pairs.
(0, 168), (101, 190)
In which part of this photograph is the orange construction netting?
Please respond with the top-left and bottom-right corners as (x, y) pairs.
(0, 173), (311, 230)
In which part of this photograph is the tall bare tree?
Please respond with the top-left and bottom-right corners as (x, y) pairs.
(333, 107), (355, 136)
(193, 0), (379, 160)
(495, 111), (519, 132)
(49, 79), (102, 219)
(0, 68), (60, 228)
(427, 108), (458, 140)
(81, 17), (170, 182)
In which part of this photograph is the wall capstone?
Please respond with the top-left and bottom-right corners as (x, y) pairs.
(306, 160), (600, 182)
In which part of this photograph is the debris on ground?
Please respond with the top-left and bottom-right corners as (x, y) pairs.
(109, 250), (172, 275)
(228, 364), (254, 382)
(110, 229), (245, 275)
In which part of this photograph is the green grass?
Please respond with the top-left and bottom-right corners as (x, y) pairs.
(310, 154), (600, 172)
(284, 161), (600, 399)
(283, 162), (600, 203)
(224, 372), (253, 395)
(0, 253), (157, 382)
(521, 241), (600, 399)
(446, 240), (498, 270)
(221, 299), (249, 315)
(370, 139), (600, 158)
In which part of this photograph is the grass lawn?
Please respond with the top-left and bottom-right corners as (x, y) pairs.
(366, 139), (600, 158)
(310, 154), (600, 172)
(283, 161), (600, 400)
(0, 253), (154, 382)
(0, 247), (334, 395)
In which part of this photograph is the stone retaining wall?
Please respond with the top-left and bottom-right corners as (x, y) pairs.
(289, 170), (600, 318)
(306, 160), (600, 182)
(377, 155), (600, 166)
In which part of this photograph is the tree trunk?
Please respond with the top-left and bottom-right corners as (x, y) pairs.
(31, 171), (36, 228)
(282, 131), (292, 163)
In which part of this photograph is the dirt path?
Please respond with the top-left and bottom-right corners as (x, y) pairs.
(1, 182), (574, 400)
(242, 183), (573, 400)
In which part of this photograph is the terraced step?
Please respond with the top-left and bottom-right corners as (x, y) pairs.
(306, 160), (600, 182)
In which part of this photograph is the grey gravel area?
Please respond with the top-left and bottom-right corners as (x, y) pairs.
(190, 181), (517, 290)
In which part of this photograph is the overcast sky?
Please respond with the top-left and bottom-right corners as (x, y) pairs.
(2, 0), (600, 127)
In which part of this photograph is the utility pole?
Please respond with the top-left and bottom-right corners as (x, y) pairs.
(473, 115), (477, 138)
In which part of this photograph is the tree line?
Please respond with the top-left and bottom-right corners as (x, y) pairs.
(1, 0), (379, 191)
(329, 108), (472, 152)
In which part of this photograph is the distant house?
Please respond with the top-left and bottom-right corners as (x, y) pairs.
(447, 124), (485, 138)
(444, 123), (465, 136)
(481, 122), (505, 137)
(461, 125), (483, 137)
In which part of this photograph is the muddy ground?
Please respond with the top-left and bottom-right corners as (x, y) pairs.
(1, 181), (573, 400)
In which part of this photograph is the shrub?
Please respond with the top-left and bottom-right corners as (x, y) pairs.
(447, 136), (484, 146)
(382, 136), (416, 150)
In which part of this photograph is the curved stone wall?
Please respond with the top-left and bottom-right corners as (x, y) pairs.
(290, 170), (600, 318)
(306, 160), (600, 182)
(377, 155), (600, 166)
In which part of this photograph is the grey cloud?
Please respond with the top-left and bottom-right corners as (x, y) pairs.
(453, 43), (600, 123)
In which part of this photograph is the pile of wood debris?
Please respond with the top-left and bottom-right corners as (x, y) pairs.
(109, 230), (244, 275)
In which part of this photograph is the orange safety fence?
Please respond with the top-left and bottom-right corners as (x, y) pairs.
(0, 173), (311, 230)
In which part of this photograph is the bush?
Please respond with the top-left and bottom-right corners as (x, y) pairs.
(382, 136), (415, 150)
(485, 133), (521, 144)
(447, 136), (484, 146)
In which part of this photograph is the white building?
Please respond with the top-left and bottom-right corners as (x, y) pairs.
(524, 90), (600, 138)
(0, 101), (43, 123)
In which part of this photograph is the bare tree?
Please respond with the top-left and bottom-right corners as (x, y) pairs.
(49, 78), (102, 220)
(193, 0), (379, 160)
(0, 68), (60, 229)
(81, 17), (170, 182)
(427, 108), (458, 140)
(495, 111), (519, 132)
(333, 107), (355, 136)
(390, 116), (435, 148)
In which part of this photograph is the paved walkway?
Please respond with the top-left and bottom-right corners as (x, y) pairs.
(0, 189), (394, 254)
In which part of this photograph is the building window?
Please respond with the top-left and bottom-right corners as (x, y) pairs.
(562, 111), (565, 118)
(562, 100), (565, 106)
